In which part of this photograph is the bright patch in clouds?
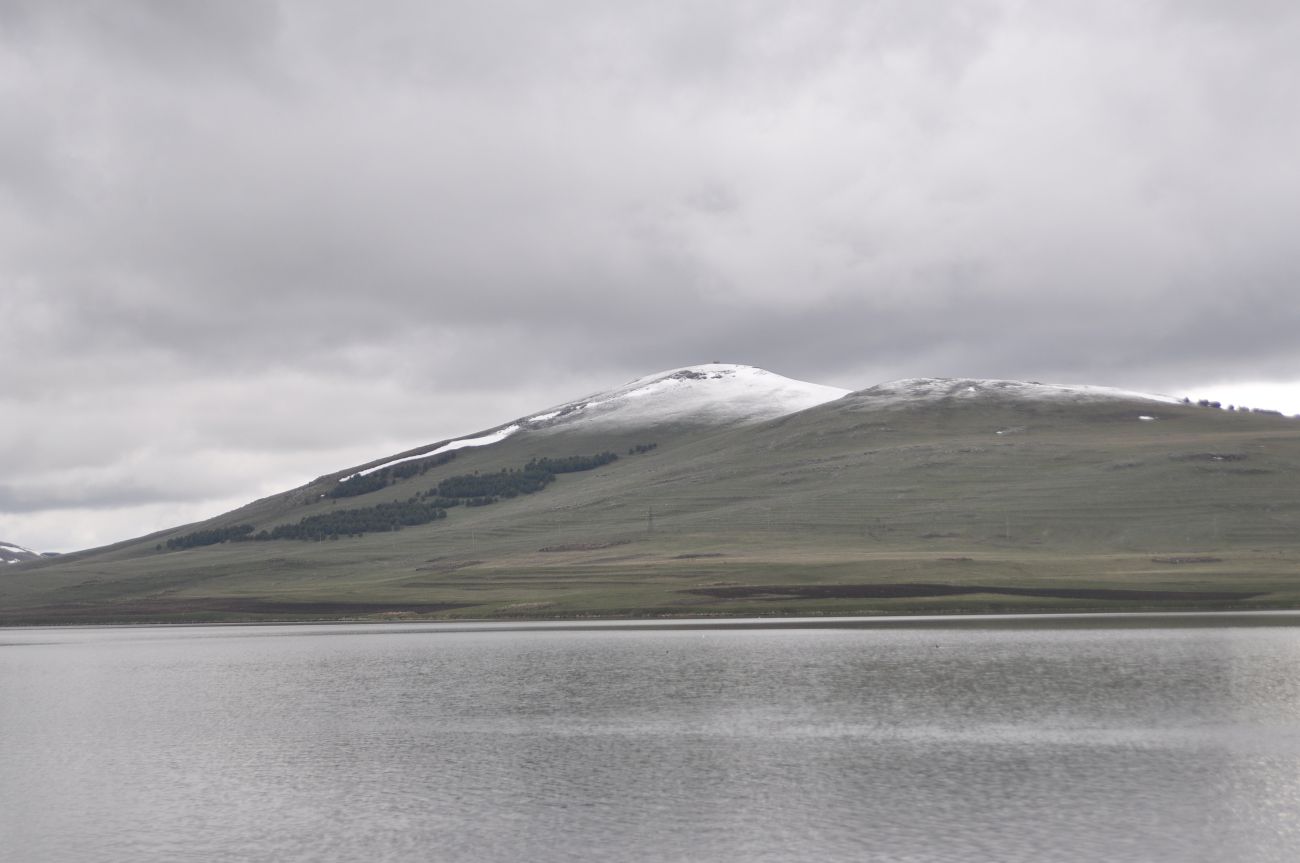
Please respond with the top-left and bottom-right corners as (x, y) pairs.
(1184, 381), (1300, 417)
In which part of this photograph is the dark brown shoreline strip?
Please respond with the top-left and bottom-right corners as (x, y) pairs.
(682, 583), (1260, 602)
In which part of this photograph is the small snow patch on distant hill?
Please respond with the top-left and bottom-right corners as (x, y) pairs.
(1, 541), (41, 565)
(853, 378), (1181, 407)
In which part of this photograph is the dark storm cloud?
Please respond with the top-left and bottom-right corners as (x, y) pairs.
(3, 0), (1299, 550)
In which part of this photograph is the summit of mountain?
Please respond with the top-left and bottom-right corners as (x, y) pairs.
(331, 363), (849, 482)
(523, 363), (851, 430)
(369, 363), (842, 461)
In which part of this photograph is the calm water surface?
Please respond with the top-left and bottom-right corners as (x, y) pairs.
(3, 614), (1299, 862)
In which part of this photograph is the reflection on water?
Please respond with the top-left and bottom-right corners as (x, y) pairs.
(2, 616), (1299, 862)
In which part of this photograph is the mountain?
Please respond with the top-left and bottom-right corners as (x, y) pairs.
(1, 542), (41, 566)
(3, 365), (1299, 623)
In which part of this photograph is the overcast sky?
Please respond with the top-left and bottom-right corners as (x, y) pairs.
(3, 0), (1299, 553)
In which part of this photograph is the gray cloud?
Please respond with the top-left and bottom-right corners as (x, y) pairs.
(3, 0), (1299, 550)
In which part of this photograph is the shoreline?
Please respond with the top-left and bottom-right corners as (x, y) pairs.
(6, 607), (1300, 633)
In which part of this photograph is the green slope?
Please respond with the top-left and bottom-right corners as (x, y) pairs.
(4, 393), (1299, 623)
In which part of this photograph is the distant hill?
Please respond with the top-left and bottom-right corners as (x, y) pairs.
(3, 365), (1298, 623)
(1, 542), (42, 566)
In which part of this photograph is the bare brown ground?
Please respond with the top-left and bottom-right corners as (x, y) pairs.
(682, 584), (1261, 602)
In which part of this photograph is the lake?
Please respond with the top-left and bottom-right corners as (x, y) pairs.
(3, 614), (1299, 862)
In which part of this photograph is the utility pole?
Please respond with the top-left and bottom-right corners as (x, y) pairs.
(647, 505), (655, 535)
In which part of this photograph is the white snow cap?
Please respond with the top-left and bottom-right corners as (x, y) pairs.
(346, 364), (848, 479)
(852, 378), (1181, 407)
(522, 364), (850, 432)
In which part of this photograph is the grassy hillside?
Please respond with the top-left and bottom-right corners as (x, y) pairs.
(4, 395), (1299, 623)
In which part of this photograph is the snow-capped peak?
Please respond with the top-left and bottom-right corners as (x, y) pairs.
(519, 364), (850, 432)
(1, 541), (41, 565)
(850, 377), (1181, 407)
(342, 364), (849, 480)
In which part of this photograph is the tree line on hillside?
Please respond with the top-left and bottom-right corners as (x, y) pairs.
(161, 448), (637, 549)
(258, 499), (447, 541)
(524, 452), (619, 474)
(432, 467), (555, 499)
(328, 451), (460, 499)
(164, 524), (255, 551)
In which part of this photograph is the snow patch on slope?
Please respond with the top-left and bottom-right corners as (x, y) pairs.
(853, 378), (1181, 408)
(351, 425), (521, 478)
(1, 541), (40, 565)
(519, 364), (850, 432)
